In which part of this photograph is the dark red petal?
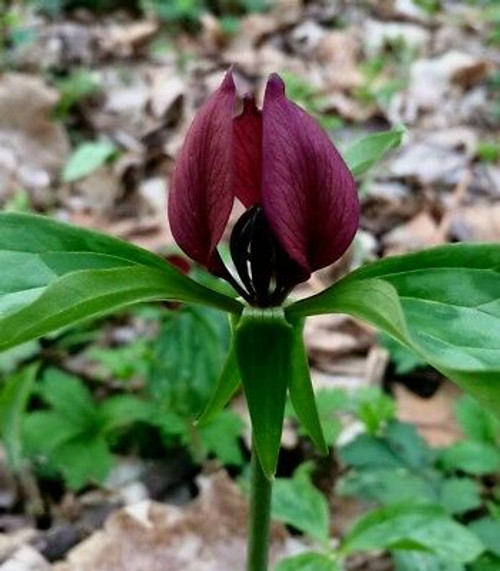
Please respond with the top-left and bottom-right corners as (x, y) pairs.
(261, 74), (360, 277)
(167, 71), (236, 271)
(233, 95), (263, 207)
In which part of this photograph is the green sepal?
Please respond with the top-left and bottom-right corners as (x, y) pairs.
(234, 308), (293, 479)
(288, 319), (327, 455)
(196, 314), (242, 425)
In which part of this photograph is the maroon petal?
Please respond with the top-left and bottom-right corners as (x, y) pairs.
(261, 74), (359, 277)
(168, 71), (236, 271)
(233, 95), (263, 207)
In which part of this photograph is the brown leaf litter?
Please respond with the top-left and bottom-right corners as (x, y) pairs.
(54, 472), (292, 571)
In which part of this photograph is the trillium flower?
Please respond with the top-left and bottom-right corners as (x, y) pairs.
(168, 70), (359, 307)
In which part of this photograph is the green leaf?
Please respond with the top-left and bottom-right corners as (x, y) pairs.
(338, 468), (438, 506)
(439, 478), (482, 515)
(0, 365), (37, 470)
(148, 306), (230, 419)
(39, 369), (96, 427)
(487, 501), (500, 520)
(153, 410), (189, 441)
(55, 68), (99, 118)
(439, 441), (500, 475)
(23, 411), (86, 454)
(272, 467), (330, 542)
(384, 421), (434, 469)
(274, 552), (340, 571)
(315, 388), (349, 412)
(340, 460), (480, 516)
(234, 308), (293, 478)
(0, 212), (171, 280)
(288, 320), (327, 453)
(0, 213), (242, 350)
(52, 433), (114, 489)
(454, 395), (500, 444)
(340, 421), (433, 471)
(340, 433), (405, 470)
(342, 125), (405, 177)
(287, 244), (500, 417)
(342, 502), (484, 563)
(198, 410), (244, 466)
(0, 341), (40, 374)
(470, 553), (500, 571)
(98, 395), (155, 433)
(287, 388), (346, 446)
(62, 140), (116, 182)
(393, 551), (465, 571)
(0, 267), (182, 350)
(350, 387), (396, 435)
(23, 372), (127, 490)
(23, 370), (104, 480)
(468, 517), (500, 557)
(87, 339), (150, 381)
(379, 332), (427, 375)
(314, 389), (348, 445)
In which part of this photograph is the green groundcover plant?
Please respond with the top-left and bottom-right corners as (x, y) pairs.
(0, 304), (245, 490)
(274, 388), (500, 570)
(0, 69), (499, 570)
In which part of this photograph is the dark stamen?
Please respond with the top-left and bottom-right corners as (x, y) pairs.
(229, 205), (302, 307)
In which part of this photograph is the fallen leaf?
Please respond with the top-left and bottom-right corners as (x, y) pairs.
(138, 177), (168, 221)
(148, 71), (184, 120)
(237, 13), (278, 45)
(305, 315), (372, 358)
(408, 51), (490, 114)
(390, 140), (469, 185)
(373, 0), (431, 22)
(325, 92), (376, 122)
(102, 22), (159, 58)
(0, 148), (17, 199)
(54, 473), (291, 571)
(0, 449), (17, 511)
(0, 73), (70, 191)
(394, 382), (462, 447)
(14, 22), (97, 70)
(316, 31), (363, 90)
(452, 60), (492, 89)
(383, 211), (441, 255)
(364, 346), (390, 387)
(73, 166), (122, 216)
(0, 528), (38, 562)
(289, 20), (327, 56)
(103, 72), (150, 118)
(200, 13), (228, 51)
(311, 360), (367, 391)
(363, 20), (429, 56)
(451, 203), (500, 242)
(1, 545), (50, 571)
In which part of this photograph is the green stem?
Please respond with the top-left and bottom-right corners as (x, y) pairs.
(186, 419), (205, 465)
(247, 442), (273, 571)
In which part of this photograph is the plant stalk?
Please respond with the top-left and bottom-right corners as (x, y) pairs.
(247, 442), (273, 571)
